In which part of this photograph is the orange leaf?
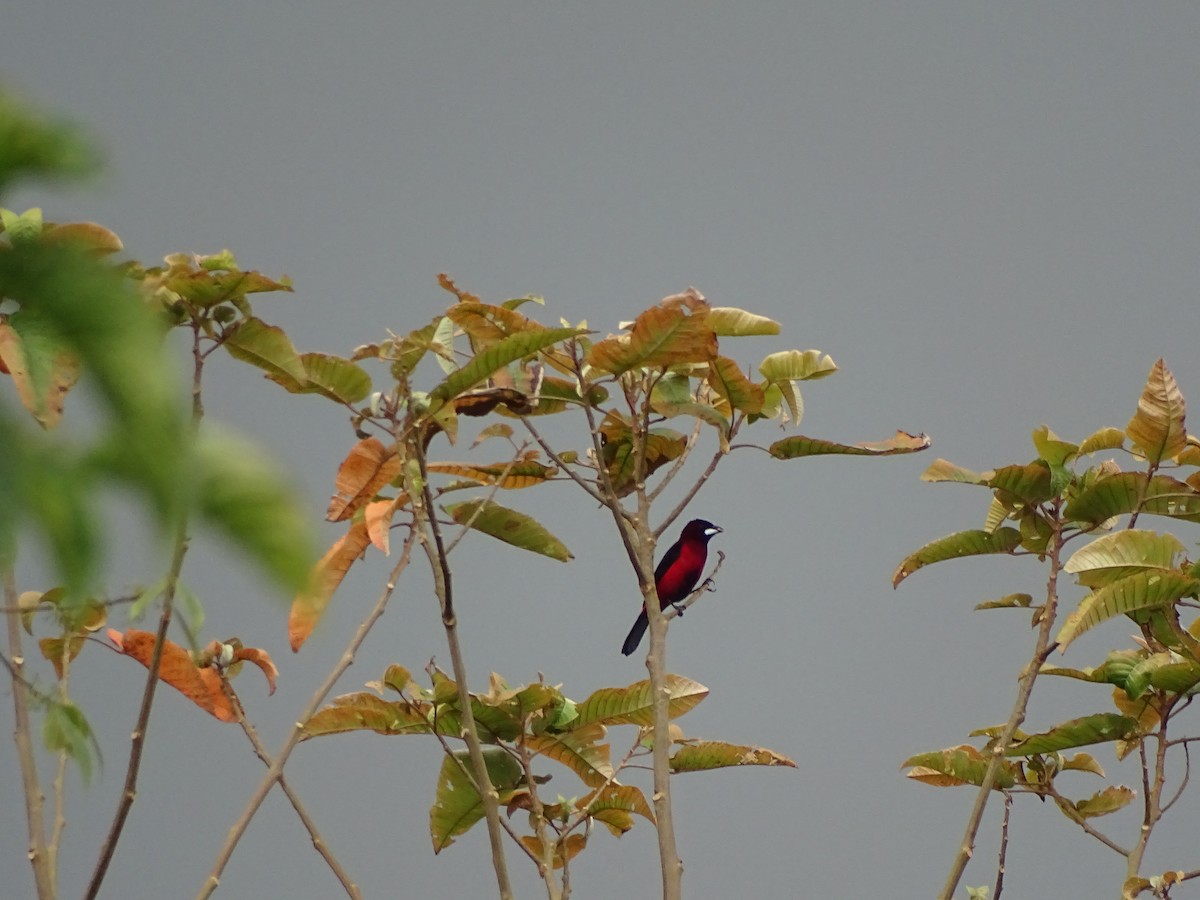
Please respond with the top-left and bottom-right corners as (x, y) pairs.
(365, 497), (403, 555)
(233, 646), (279, 695)
(289, 519), (372, 651)
(586, 289), (717, 375)
(107, 629), (234, 721)
(326, 438), (401, 522)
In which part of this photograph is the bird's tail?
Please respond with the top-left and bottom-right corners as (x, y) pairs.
(621, 610), (649, 656)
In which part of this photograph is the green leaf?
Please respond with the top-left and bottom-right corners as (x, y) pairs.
(0, 311), (80, 428)
(162, 265), (293, 309)
(580, 784), (655, 834)
(1064, 530), (1186, 589)
(1056, 570), (1200, 650)
(903, 745), (1018, 789)
(920, 458), (984, 484)
(983, 462), (1054, 506)
(265, 352), (372, 404)
(707, 356), (764, 414)
(430, 327), (582, 408)
(2, 242), (189, 530)
(707, 306), (781, 336)
(758, 349), (837, 382)
(1126, 359), (1186, 465)
(222, 316), (307, 383)
(430, 749), (522, 853)
(770, 430), (931, 461)
(670, 741), (797, 772)
(443, 500), (573, 561)
(893, 527), (1021, 587)
(1032, 425), (1078, 468)
(1, 206), (44, 242)
(525, 724), (614, 786)
(574, 675), (708, 728)
(1069, 785), (1135, 819)
(1064, 473), (1200, 525)
(1005, 713), (1138, 756)
(974, 593), (1033, 611)
(302, 692), (434, 738)
(42, 700), (99, 783)
(1123, 653), (1200, 699)
(0, 94), (98, 192)
(196, 430), (316, 593)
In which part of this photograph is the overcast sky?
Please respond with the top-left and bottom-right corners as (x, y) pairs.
(5, 2), (1200, 897)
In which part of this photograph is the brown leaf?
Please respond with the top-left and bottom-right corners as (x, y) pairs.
(326, 437), (401, 522)
(290, 519), (372, 651)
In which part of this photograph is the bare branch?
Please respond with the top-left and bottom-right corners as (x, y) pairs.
(220, 678), (361, 898)
(196, 529), (417, 900)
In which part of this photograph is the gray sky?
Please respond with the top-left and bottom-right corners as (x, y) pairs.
(5, 2), (1200, 897)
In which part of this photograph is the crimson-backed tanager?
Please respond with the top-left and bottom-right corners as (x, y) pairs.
(621, 518), (722, 656)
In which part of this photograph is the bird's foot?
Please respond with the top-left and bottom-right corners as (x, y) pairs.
(671, 602), (686, 616)
(702, 578), (716, 592)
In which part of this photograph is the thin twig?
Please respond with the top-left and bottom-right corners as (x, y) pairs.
(196, 529), (417, 900)
(85, 317), (209, 900)
(5, 566), (53, 898)
(220, 678), (361, 898)
(513, 732), (563, 900)
(520, 416), (606, 506)
(1161, 741), (1190, 815)
(47, 632), (74, 890)
(441, 442), (530, 557)
(1043, 784), (1129, 856)
(654, 446), (725, 540)
(993, 791), (1013, 900)
(423, 689), (543, 869)
(415, 451), (514, 899)
(937, 503), (1066, 900)
(645, 415), (701, 505)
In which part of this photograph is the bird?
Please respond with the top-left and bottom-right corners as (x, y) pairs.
(621, 518), (722, 656)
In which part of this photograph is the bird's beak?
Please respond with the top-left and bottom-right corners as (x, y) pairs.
(705, 525), (722, 536)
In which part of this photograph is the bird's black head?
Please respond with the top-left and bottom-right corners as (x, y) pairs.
(682, 519), (722, 542)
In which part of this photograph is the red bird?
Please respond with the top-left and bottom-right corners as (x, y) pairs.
(621, 518), (722, 656)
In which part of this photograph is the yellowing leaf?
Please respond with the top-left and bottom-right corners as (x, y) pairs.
(222, 316), (307, 383)
(706, 356), (764, 414)
(574, 675), (708, 728)
(1126, 359), (1186, 465)
(758, 348), (837, 382)
(771, 430), (931, 460)
(443, 500), (573, 561)
(586, 289), (717, 374)
(427, 460), (557, 489)
(670, 741), (797, 772)
(707, 306), (781, 336)
(0, 315), (81, 428)
(1079, 427), (1126, 455)
(893, 528), (1021, 587)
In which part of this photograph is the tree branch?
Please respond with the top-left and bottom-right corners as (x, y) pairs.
(195, 529), (417, 899)
(4, 565), (53, 899)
